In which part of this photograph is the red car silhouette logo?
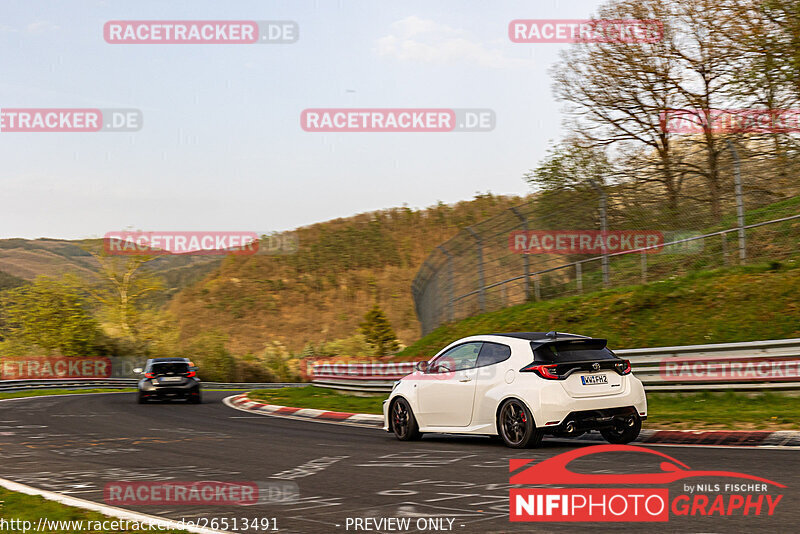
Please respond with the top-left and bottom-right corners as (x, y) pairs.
(510, 444), (785, 487)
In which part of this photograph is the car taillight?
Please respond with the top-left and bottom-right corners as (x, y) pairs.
(615, 360), (632, 375)
(186, 370), (196, 378)
(145, 372), (155, 378)
(520, 363), (562, 380)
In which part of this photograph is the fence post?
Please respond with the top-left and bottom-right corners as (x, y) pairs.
(466, 227), (486, 312)
(534, 273), (541, 301)
(576, 262), (583, 294)
(437, 245), (455, 323)
(726, 139), (746, 262)
(510, 207), (531, 301)
(589, 179), (610, 287)
(721, 232), (728, 265)
(641, 251), (647, 284)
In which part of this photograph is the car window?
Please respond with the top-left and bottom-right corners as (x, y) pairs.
(432, 342), (482, 371)
(151, 362), (189, 375)
(533, 340), (617, 363)
(477, 342), (512, 368)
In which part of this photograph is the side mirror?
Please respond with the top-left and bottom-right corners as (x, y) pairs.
(415, 361), (429, 373)
(133, 368), (143, 374)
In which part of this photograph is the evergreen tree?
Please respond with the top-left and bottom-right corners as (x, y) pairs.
(359, 305), (399, 357)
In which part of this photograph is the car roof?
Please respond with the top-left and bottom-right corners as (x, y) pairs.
(148, 357), (190, 363)
(488, 332), (591, 341)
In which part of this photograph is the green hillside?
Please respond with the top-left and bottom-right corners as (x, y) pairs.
(168, 194), (526, 354)
(0, 237), (222, 300)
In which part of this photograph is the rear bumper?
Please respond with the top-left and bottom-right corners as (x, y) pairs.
(138, 380), (200, 397)
(530, 374), (647, 428)
(543, 406), (644, 435)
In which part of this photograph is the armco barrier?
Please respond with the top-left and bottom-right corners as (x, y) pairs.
(311, 338), (800, 393)
(0, 379), (306, 393)
(311, 362), (419, 392)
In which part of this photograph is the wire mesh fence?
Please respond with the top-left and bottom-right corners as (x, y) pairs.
(413, 154), (800, 335)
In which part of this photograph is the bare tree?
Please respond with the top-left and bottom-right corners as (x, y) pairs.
(726, 0), (800, 189)
(662, 0), (754, 220)
(552, 0), (686, 214)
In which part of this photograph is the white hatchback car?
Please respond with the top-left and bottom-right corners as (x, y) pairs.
(383, 332), (647, 448)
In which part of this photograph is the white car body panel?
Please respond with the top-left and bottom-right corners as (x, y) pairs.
(383, 334), (648, 436)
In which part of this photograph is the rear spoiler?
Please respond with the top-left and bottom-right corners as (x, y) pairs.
(531, 338), (608, 351)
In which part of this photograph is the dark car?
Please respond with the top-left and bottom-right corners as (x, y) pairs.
(135, 357), (201, 404)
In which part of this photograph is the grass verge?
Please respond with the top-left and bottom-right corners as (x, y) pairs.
(645, 391), (800, 430)
(247, 386), (800, 430)
(0, 488), (187, 533)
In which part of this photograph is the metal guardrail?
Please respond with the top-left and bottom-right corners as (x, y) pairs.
(312, 362), (419, 392)
(617, 338), (800, 392)
(311, 338), (800, 393)
(0, 379), (306, 393)
(0, 378), (138, 392)
(7, 336), (797, 396)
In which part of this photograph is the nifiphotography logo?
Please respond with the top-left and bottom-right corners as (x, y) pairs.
(509, 445), (784, 522)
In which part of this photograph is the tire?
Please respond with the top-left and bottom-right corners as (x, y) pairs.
(189, 392), (202, 404)
(498, 399), (543, 449)
(600, 414), (642, 444)
(391, 398), (421, 441)
(137, 392), (147, 404)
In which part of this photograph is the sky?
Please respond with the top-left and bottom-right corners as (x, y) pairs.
(0, 0), (607, 239)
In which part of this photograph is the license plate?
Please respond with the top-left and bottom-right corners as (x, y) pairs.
(581, 374), (608, 385)
(160, 376), (182, 383)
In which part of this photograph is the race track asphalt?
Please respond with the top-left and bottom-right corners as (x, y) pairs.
(0, 391), (797, 533)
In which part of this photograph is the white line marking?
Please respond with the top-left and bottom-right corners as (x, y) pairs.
(0, 476), (229, 534)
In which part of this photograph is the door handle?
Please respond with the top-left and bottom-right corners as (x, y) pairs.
(459, 378), (472, 382)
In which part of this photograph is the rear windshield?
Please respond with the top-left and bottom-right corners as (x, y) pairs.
(151, 362), (189, 375)
(532, 340), (617, 363)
